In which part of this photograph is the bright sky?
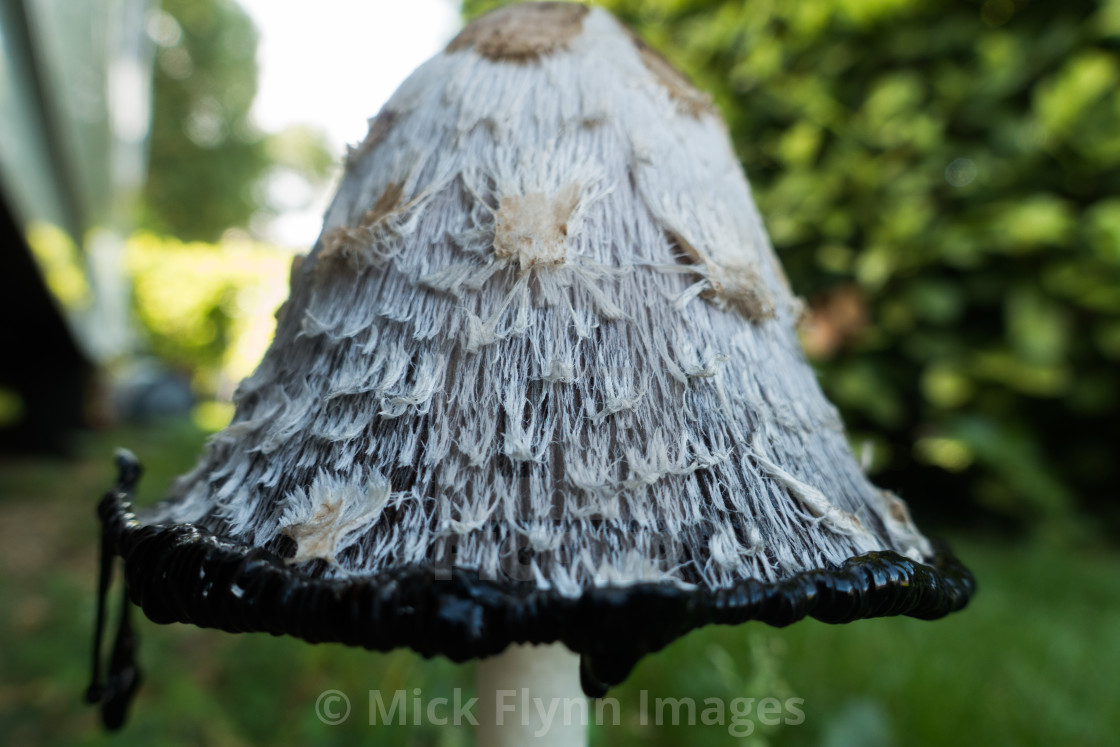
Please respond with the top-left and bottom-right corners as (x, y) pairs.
(237, 0), (462, 248)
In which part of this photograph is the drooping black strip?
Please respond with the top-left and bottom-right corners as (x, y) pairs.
(100, 586), (142, 729)
(90, 450), (975, 727)
(86, 451), (145, 729)
(84, 518), (114, 706)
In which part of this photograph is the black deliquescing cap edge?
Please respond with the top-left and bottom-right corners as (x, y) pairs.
(88, 450), (975, 726)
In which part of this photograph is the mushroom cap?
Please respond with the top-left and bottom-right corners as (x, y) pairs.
(95, 1), (973, 707)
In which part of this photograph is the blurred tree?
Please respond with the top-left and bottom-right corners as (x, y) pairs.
(125, 0), (333, 408)
(140, 0), (333, 239)
(140, 0), (268, 241)
(463, 0), (1120, 539)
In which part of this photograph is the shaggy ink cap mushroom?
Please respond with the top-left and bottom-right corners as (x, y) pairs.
(87, 1), (974, 729)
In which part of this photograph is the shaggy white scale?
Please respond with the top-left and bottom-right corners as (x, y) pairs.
(143, 3), (933, 595)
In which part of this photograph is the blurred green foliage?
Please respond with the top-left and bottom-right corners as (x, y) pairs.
(124, 0), (330, 405)
(464, 0), (1120, 539)
(125, 232), (292, 398)
(141, 0), (269, 241)
(141, 0), (333, 242)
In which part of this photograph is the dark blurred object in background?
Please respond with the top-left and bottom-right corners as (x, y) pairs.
(111, 357), (195, 423)
(0, 191), (91, 454)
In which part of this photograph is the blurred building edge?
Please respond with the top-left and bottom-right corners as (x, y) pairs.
(0, 0), (158, 453)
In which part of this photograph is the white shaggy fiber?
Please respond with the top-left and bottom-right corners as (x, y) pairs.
(142, 3), (935, 595)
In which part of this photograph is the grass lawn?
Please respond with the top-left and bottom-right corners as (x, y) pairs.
(1, 420), (1116, 746)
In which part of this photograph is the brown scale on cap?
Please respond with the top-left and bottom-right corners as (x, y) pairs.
(361, 182), (404, 226)
(345, 109), (400, 168)
(279, 499), (348, 565)
(493, 184), (580, 270)
(625, 29), (715, 118)
(886, 492), (915, 525)
(318, 182), (405, 268)
(446, 2), (590, 62)
(669, 230), (776, 321)
(320, 226), (363, 263)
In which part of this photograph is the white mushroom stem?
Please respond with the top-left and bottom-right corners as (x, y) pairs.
(476, 643), (588, 747)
